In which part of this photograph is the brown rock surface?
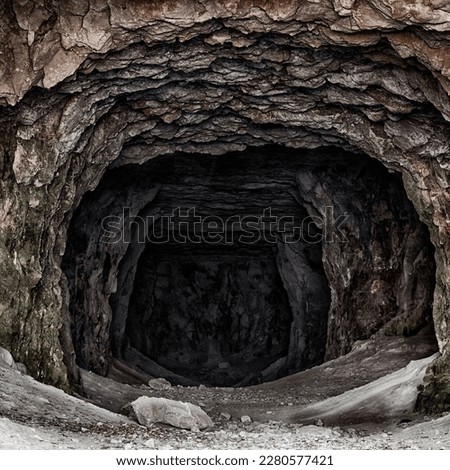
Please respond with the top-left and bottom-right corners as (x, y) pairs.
(0, 0), (449, 410)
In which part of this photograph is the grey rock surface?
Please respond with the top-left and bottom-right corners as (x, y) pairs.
(0, 0), (449, 410)
(0, 347), (16, 370)
(130, 396), (214, 431)
(148, 378), (172, 391)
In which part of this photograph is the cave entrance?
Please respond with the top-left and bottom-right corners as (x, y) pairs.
(63, 145), (437, 388)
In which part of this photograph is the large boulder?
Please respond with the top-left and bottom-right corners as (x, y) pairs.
(130, 396), (213, 431)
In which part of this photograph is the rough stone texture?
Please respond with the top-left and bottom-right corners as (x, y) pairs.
(148, 378), (172, 391)
(296, 155), (436, 359)
(130, 396), (214, 431)
(284, 353), (439, 426)
(0, 347), (17, 370)
(64, 149), (330, 386)
(63, 148), (431, 387)
(0, 0), (449, 409)
(128, 245), (295, 386)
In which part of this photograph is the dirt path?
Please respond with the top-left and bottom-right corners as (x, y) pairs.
(82, 332), (437, 422)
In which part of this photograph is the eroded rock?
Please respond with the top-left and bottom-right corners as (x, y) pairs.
(130, 396), (214, 431)
(148, 378), (172, 391)
(0, 347), (16, 370)
(0, 0), (449, 411)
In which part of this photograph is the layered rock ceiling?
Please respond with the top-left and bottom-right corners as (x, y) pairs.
(1, 0), (450, 409)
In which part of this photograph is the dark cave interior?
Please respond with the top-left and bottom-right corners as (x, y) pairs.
(62, 145), (437, 387)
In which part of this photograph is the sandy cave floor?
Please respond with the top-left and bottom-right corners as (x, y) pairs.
(0, 331), (449, 450)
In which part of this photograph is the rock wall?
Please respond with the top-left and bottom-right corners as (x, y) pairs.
(0, 0), (450, 408)
(128, 245), (294, 386)
(296, 155), (436, 359)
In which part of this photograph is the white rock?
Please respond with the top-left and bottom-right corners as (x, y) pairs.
(145, 438), (155, 449)
(130, 396), (214, 431)
(0, 347), (17, 370)
(240, 415), (252, 424)
(220, 412), (231, 421)
(148, 378), (172, 391)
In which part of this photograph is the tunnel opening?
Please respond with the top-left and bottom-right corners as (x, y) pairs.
(126, 243), (297, 387)
(62, 145), (437, 388)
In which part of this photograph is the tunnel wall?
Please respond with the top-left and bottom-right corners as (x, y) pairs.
(0, 0), (449, 408)
(63, 148), (434, 387)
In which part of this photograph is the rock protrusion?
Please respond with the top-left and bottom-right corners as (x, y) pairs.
(0, 348), (17, 370)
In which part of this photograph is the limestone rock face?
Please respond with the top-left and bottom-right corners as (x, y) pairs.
(0, 0), (450, 409)
(130, 396), (213, 431)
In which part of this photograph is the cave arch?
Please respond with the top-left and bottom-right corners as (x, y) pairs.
(0, 0), (449, 409)
(62, 145), (436, 387)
